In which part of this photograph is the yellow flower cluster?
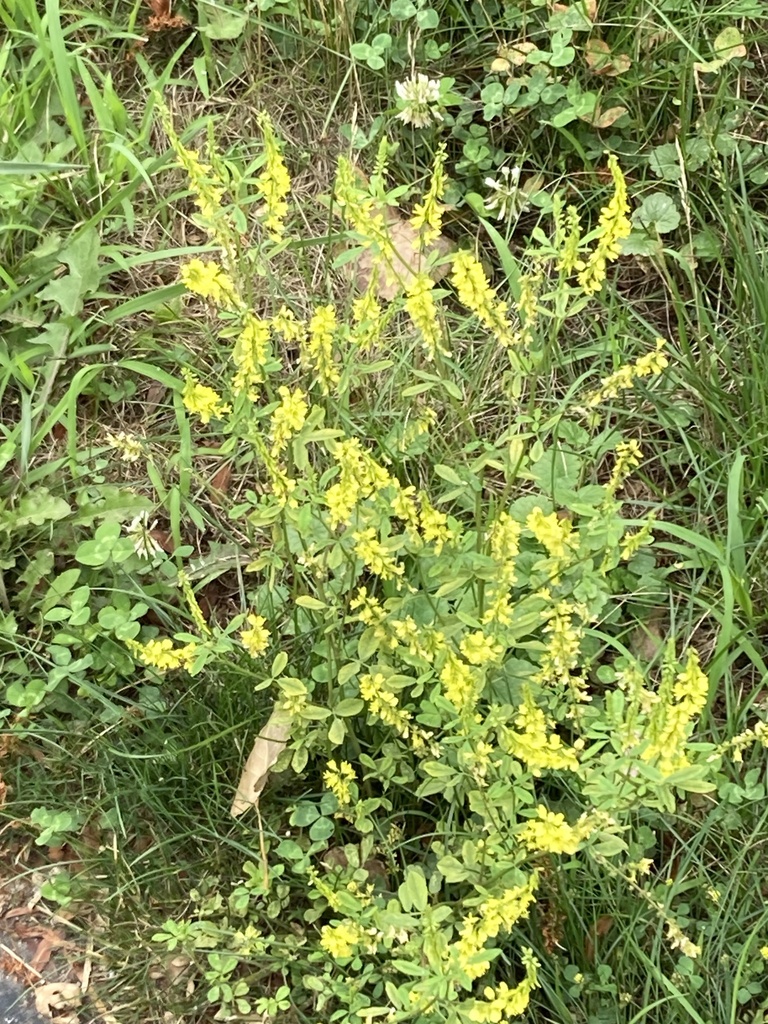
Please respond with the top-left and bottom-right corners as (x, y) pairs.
(534, 600), (584, 694)
(460, 630), (503, 666)
(451, 251), (515, 347)
(556, 203), (584, 276)
(578, 154), (632, 295)
(393, 616), (445, 663)
(323, 759), (356, 807)
(410, 143), (447, 245)
(240, 613), (270, 657)
(581, 337), (669, 411)
(255, 111), (291, 241)
(232, 314), (272, 395)
(352, 528), (404, 581)
(453, 875), (538, 980)
(359, 672), (432, 754)
(440, 653), (481, 715)
(157, 105), (225, 228)
(320, 921), (368, 959)
(269, 386), (308, 458)
(182, 373), (230, 425)
(517, 806), (594, 855)
(405, 272), (446, 360)
(468, 949), (540, 1023)
(642, 649), (709, 774)
(181, 259), (236, 305)
(526, 507), (574, 560)
(607, 439), (643, 495)
(325, 438), (391, 528)
(621, 516), (656, 561)
(351, 280), (383, 351)
(129, 637), (199, 673)
(714, 718), (768, 763)
(500, 688), (579, 773)
(483, 512), (522, 624)
(302, 304), (340, 393)
(418, 491), (452, 553)
(512, 272), (540, 347)
(105, 429), (144, 463)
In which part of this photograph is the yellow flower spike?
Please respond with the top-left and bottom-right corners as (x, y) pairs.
(352, 527), (404, 581)
(607, 439), (643, 495)
(451, 250), (515, 347)
(410, 143), (447, 246)
(269, 386), (309, 459)
(578, 153), (632, 296)
(359, 672), (433, 754)
(467, 949), (540, 1023)
(439, 653), (480, 714)
(255, 111), (291, 241)
(500, 686), (580, 772)
(405, 273), (446, 361)
(418, 491), (452, 552)
(232, 313), (272, 396)
(302, 304), (341, 393)
(452, 876), (539, 981)
(181, 373), (230, 425)
(240, 613), (270, 658)
(324, 438), (392, 529)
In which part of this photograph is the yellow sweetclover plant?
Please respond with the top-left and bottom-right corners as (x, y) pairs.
(139, 106), (733, 1022)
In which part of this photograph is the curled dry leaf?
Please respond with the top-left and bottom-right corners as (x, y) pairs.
(584, 38), (632, 75)
(552, 0), (597, 20)
(579, 104), (628, 128)
(230, 705), (292, 817)
(34, 981), (82, 1016)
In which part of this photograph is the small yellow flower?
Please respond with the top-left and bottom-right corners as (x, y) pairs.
(760, 946), (768, 960)
(578, 154), (632, 296)
(302, 304), (340, 393)
(410, 143), (447, 245)
(405, 272), (446, 360)
(352, 527), (404, 581)
(526, 507), (574, 560)
(319, 921), (360, 959)
(459, 630), (503, 666)
(181, 374), (230, 425)
(323, 759), (356, 807)
(517, 805), (594, 855)
(269, 386), (308, 458)
(105, 429), (144, 462)
(180, 259), (232, 303)
(129, 638), (199, 673)
(451, 250), (515, 346)
(232, 313), (271, 395)
(240, 613), (270, 658)
(255, 111), (291, 241)
(607, 439), (643, 494)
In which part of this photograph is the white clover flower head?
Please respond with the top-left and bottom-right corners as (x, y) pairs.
(394, 73), (443, 128)
(124, 511), (163, 559)
(484, 165), (523, 220)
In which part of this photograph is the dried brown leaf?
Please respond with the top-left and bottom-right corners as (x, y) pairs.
(230, 706), (292, 817)
(585, 38), (632, 75)
(34, 981), (82, 1016)
(580, 104), (628, 128)
(349, 212), (453, 301)
(211, 462), (232, 496)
